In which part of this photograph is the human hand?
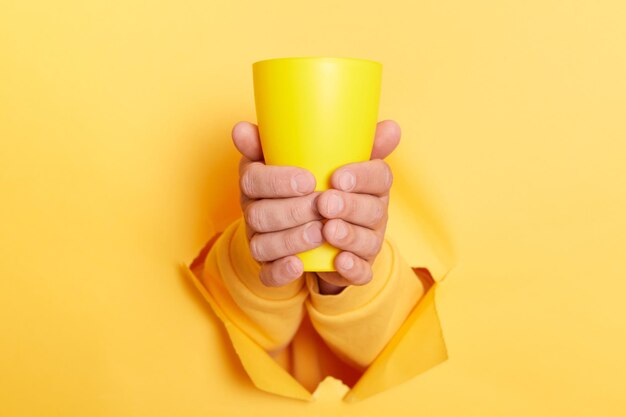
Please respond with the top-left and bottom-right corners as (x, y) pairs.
(231, 120), (400, 292)
(232, 121), (323, 287)
(314, 121), (401, 294)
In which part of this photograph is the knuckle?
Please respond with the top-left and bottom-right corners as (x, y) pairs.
(381, 160), (393, 189)
(288, 201), (305, 225)
(360, 233), (380, 258)
(244, 203), (260, 231)
(269, 173), (284, 196)
(240, 169), (255, 197)
(248, 203), (272, 232)
(371, 200), (386, 226)
(282, 230), (301, 254)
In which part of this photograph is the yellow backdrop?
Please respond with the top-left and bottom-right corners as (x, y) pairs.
(1, 0), (625, 416)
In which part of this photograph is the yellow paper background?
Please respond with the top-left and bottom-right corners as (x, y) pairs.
(1, 0), (625, 416)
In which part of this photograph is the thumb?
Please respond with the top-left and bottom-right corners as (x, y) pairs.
(232, 121), (264, 161)
(370, 120), (401, 160)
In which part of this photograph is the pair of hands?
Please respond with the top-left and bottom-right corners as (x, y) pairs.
(232, 120), (401, 295)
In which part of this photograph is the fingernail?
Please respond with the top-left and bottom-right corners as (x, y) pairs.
(338, 171), (356, 191)
(326, 193), (343, 216)
(286, 259), (300, 276)
(305, 224), (323, 244)
(334, 221), (348, 240)
(342, 256), (354, 270)
(292, 173), (312, 193)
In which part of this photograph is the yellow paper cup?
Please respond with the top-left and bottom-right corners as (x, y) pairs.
(252, 56), (382, 271)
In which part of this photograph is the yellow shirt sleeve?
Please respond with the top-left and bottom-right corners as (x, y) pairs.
(200, 217), (308, 355)
(202, 214), (426, 373)
(189, 215), (446, 400)
(304, 234), (425, 370)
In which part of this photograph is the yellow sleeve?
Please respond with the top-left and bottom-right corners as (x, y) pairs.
(304, 234), (425, 370)
(200, 217), (308, 355)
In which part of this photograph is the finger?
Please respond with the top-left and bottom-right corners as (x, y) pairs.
(232, 121), (263, 161)
(238, 156), (254, 178)
(259, 256), (304, 287)
(334, 252), (373, 285)
(240, 162), (316, 199)
(322, 219), (383, 260)
(315, 271), (353, 290)
(239, 190), (256, 241)
(245, 193), (322, 233)
(316, 274), (349, 294)
(330, 159), (393, 196)
(316, 252), (373, 288)
(371, 120), (401, 160)
(249, 221), (324, 262)
(316, 189), (386, 229)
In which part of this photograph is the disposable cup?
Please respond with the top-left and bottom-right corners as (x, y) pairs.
(252, 56), (382, 271)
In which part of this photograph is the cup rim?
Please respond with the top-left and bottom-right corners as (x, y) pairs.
(253, 56), (381, 67)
